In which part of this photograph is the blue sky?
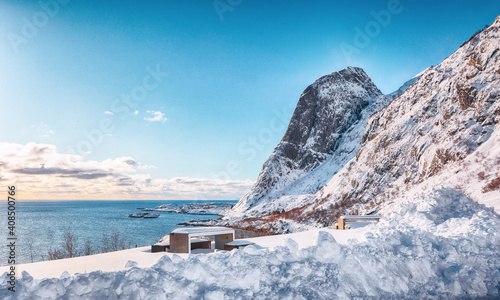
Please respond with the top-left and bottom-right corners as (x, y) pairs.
(0, 0), (498, 200)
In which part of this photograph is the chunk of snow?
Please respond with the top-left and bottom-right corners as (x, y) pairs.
(124, 261), (138, 268)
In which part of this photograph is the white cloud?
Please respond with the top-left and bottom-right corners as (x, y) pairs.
(0, 142), (253, 200)
(144, 110), (167, 122)
(104, 111), (114, 115)
(134, 110), (139, 116)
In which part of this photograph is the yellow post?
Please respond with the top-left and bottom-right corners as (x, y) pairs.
(338, 218), (345, 230)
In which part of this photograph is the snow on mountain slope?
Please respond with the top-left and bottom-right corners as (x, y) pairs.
(229, 67), (384, 218)
(224, 15), (500, 233)
(305, 14), (500, 220)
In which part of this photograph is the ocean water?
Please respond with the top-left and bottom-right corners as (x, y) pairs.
(0, 200), (235, 266)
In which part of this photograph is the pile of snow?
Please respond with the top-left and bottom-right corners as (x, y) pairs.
(2, 188), (499, 299)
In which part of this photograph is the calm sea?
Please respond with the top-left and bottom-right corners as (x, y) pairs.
(0, 200), (236, 266)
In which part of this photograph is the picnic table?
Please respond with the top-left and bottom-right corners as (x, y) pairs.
(169, 227), (235, 254)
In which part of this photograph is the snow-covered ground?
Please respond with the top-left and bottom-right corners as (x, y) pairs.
(1, 187), (499, 299)
(0, 228), (354, 281)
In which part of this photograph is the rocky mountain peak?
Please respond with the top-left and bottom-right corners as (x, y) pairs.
(493, 14), (500, 27)
(229, 67), (382, 216)
(281, 66), (381, 167)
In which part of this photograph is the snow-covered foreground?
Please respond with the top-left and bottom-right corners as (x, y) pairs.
(1, 188), (499, 299)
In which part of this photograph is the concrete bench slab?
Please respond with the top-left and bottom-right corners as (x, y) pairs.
(224, 240), (255, 250)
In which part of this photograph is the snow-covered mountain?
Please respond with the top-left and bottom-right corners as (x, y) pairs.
(307, 15), (500, 219)
(229, 67), (384, 217)
(226, 67), (419, 219)
(226, 15), (500, 232)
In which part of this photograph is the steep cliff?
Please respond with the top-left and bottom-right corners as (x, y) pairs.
(229, 67), (382, 217)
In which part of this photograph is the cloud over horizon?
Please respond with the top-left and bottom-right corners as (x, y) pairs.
(0, 142), (253, 200)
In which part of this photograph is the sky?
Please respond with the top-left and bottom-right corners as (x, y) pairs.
(0, 0), (498, 200)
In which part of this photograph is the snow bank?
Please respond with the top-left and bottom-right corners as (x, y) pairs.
(1, 188), (499, 299)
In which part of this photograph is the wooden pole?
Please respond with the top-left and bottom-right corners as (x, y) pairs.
(338, 218), (345, 230)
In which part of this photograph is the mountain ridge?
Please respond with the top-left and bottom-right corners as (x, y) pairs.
(223, 14), (500, 233)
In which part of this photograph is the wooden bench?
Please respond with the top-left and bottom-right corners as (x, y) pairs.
(336, 215), (382, 230)
(191, 238), (212, 250)
(151, 235), (170, 253)
(151, 243), (169, 253)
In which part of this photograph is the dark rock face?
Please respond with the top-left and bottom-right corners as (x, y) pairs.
(280, 67), (381, 169)
(231, 67), (382, 215)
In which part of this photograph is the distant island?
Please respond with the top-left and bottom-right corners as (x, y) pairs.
(141, 202), (234, 216)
